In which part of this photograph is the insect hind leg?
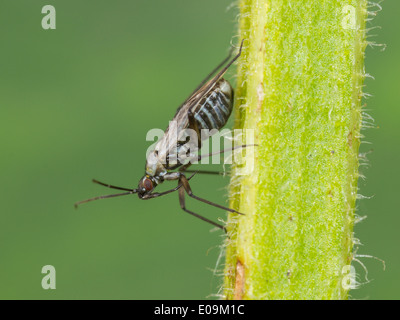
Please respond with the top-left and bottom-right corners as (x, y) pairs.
(196, 144), (258, 163)
(181, 169), (228, 176)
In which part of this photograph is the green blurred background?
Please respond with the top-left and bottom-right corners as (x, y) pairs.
(0, 1), (398, 299)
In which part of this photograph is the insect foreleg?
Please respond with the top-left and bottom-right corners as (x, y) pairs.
(178, 162), (192, 173)
(141, 184), (182, 199)
(141, 171), (198, 199)
(163, 172), (182, 181)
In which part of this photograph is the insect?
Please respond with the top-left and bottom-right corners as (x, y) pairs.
(75, 40), (246, 232)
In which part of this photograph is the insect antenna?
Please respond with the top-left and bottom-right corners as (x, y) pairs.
(74, 191), (136, 208)
(92, 179), (136, 191)
(74, 179), (138, 208)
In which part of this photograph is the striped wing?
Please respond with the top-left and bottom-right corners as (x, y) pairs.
(153, 76), (222, 166)
(149, 40), (243, 169)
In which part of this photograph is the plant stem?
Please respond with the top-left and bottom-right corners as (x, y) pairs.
(224, 0), (367, 299)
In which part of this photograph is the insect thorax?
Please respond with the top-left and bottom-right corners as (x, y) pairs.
(145, 150), (167, 179)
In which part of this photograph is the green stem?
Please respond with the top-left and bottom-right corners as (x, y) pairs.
(224, 0), (367, 299)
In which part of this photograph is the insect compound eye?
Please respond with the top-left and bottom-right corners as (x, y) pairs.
(143, 178), (153, 191)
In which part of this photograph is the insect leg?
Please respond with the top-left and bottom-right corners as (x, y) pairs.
(178, 174), (244, 215)
(196, 144), (258, 162)
(141, 172), (197, 199)
(141, 184), (182, 199)
(178, 185), (226, 232)
(180, 169), (229, 176)
(178, 162), (192, 173)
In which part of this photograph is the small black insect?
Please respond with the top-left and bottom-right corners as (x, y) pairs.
(75, 40), (246, 232)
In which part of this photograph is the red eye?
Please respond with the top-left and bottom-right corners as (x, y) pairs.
(143, 178), (153, 191)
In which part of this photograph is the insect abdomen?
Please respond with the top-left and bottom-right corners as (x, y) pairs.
(193, 78), (233, 133)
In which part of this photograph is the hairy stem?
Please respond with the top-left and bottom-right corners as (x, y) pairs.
(224, 0), (367, 299)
